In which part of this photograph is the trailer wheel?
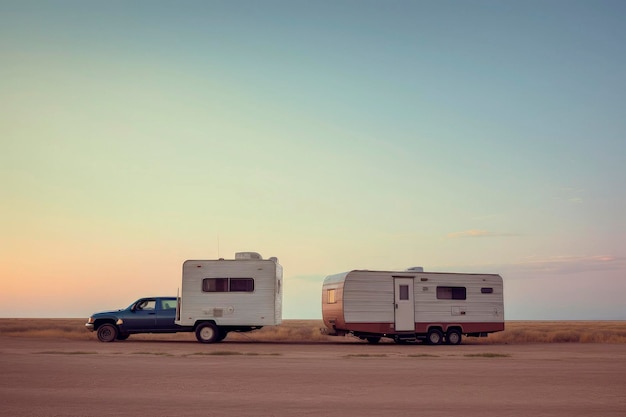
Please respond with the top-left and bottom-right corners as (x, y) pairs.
(366, 337), (380, 344)
(426, 328), (443, 345)
(446, 329), (462, 345)
(97, 324), (118, 342)
(195, 323), (220, 343)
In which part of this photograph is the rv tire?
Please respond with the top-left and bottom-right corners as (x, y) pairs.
(426, 328), (443, 345)
(446, 329), (462, 345)
(195, 322), (220, 343)
(97, 324), (118, 342)
(366, 337), (380, 344)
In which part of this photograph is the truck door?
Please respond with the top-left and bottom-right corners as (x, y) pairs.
(394, 277), (415, 331)
(156, 299), (177, 330)
(129, 299), (158, 331)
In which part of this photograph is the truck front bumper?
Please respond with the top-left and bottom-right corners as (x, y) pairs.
(85, 318), (95, 332)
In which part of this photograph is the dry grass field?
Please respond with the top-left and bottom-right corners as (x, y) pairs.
(1, 318), (625, 344)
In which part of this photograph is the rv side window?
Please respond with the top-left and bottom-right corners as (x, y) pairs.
(481, 287), (494, 294)
(202, 278), (254, 292)
(203, 278), (229, 292)
(436, 286), (466, 300)
(230, 278), (254, 292)
(327, 289), (336, 304)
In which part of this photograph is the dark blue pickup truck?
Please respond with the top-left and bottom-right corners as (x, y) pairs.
(85, 297), (192, 342)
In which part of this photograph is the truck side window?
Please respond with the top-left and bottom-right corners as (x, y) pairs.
(138, 300), (156, 310)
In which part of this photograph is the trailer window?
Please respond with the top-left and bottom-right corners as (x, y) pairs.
(436, 286), (466, 300)
(481, 287), (494, 294)
(327, 289), (336, 304)
(202, 278), (254, 293)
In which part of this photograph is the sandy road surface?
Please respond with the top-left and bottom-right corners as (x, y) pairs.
(1, 336), (625, 417)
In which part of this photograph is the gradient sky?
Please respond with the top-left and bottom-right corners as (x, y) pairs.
(2, 1), (625, 320)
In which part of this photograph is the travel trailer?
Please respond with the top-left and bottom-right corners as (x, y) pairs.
(176, 252), (283, 343)
(321, 268), (504, 345)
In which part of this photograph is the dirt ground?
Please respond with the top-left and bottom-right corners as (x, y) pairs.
(1, 336), (625, 417)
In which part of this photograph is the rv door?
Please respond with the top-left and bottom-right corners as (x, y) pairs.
(394, 277), (415, 331)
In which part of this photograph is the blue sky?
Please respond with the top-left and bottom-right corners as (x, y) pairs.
(1, 1), (625, 319)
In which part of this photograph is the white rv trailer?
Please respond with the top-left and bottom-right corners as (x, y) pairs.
(176, 252), (283, 343)
(321, 268), (504, 345)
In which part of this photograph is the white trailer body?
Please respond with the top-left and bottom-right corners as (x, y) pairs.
(322, 269), (504, 344)
(176, 252), (282, 342)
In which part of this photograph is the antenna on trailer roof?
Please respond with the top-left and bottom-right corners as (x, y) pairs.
(217, 235), (220, 258)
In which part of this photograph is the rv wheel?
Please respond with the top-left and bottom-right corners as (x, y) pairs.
(426, 328), (443, 345)
(195, 323), (220, 343)
(446, 329), (462, 345)
(97, 324), (118, 342)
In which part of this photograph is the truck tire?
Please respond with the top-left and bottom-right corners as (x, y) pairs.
(426, 328), (443, 345)
(97, 324), (118, 342)
(446, 329), (462, 345)
(195, 322), (220, 343)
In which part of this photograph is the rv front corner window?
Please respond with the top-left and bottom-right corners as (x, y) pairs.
(328, 289), (336, 304)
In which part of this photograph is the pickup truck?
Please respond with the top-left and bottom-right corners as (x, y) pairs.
(85, 297), (193, 342)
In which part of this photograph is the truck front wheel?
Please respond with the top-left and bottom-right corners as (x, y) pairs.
(97, 324), (118, 342)
(195, 323), (220, 343)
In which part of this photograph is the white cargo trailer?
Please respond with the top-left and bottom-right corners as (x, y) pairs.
(176, 252), (283, 343)
(322, 268), (504, 345)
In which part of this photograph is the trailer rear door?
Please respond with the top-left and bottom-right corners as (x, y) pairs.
(394, 277), (415, 331)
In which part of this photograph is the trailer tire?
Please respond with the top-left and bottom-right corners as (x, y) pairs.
(97, 324), (118, 342)
(446, 329), (462, 345)
(366, 337), (381, 344)
(427, 328), (443, 345)
(195, 323), (220, 343)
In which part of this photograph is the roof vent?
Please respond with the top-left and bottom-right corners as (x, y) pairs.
(405, 266), (424, 272)
(235, 252), (262, 260)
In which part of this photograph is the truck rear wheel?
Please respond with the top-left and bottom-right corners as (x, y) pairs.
(97, 324), (118, 342)
(195, 323), (220, 343)
(427, 328), (443, 345)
